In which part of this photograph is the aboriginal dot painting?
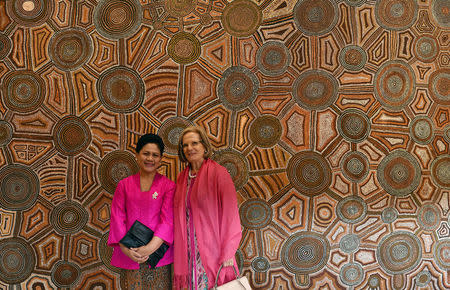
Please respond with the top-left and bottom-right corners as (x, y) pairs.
(0, 0), (449, 289)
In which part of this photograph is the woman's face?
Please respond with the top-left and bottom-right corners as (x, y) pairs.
(182, 132), (206, 165)
(136, 143), (162, 174)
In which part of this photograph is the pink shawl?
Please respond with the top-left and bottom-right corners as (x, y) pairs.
(173, 159), (242, 289)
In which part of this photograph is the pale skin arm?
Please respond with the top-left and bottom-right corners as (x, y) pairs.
(120, 236), (165, 264)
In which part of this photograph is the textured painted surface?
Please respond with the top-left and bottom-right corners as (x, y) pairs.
(0, 0), (449, 289)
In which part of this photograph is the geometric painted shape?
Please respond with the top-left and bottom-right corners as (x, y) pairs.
(414, 34), (439, 63)
(287, 151), (332, 196)
(53, 115), (92, 156)
(240, 198), (273, 230)
(0, 120), (13, 146)
(50, 201), (88, 235)
(9, 139), (54, 165)
(48, 28), (92, 71)
(377, 150), (422, 196)
(375, 0), (418, 30)
(430, 155), (450, 189)
(33, 231), (63, 271)
(340, 234), (360, 253)
(434, 239), (450, 270)
(97, 66), (145, 113)
(0, 164), (39, 210)
(1, 70), (45, 113)
(89, 192), (112, 232)
(0, 237), (35, 284)
(77, 269), (118, 289)
(249, 115), (282, 148)
(417, 203), (441, 231)
(340, 151), (370, 182)
(428, 69), (450, 106)
(93, 0), (142, 40)
(381, 207), (398, 223)
(274, 191), (307, 232)
(196, 105), (230, 149)
(6, 0), (52, 27)
(251, 256), (270, 272)
(212, 149), (249, 190)
(0, 209), (15, 237)
(373, 60), (416, 111)
(183, 63), (218, 116)
(218, 66), (259, 111)
(158, 117), (192, 154)
(338, 45), (367, 71)
(164, 0), (196, 17)
(51, 261), (81, 288)
(167, 32), (201, 64)
(281, 231), (330, 274)
(98, 150), (138, 193)
(70, 232), (99, 266)
(431, 0), (450, 28)
(292, 70), (339, 111)
(256, 41), (291, 76)
(73, 154), (100, 203)
(221, 0), (262, 38)
(20, 201), (51, 239)
(340, 262), (364, 286)
(337, 109), (371, 143)
(377, 231), (422, 274)
(293, 0), (338, 36)
(409, 115), (434, 145)
(336, 196), (367, 224)
(0, 32), (11, 60)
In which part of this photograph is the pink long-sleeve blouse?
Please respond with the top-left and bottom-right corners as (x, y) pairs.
(108, 172), (175, 269)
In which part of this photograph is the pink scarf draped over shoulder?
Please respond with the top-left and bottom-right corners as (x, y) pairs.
(173, 159), (242, 289)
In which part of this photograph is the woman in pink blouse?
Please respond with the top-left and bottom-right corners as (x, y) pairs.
(108, 133), (175, 289)
(173, 126), (242, 289)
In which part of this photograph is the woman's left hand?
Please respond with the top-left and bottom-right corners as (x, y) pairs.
(222, 258), (234, 267)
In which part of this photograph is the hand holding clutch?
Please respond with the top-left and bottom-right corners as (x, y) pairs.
(120, 220), (169, 268)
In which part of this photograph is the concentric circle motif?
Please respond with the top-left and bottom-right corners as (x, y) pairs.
(339, 234), (360, 253)
(340, 262), (364, 286)
(336, 196), (367, 224)
(410, 116), (434, 145)
(428, 69), (450, 106)
(344, 0), (366, 6)
(249, 115), (282, 148)
(221, 0), (262, 37)
(431, 0), (450, 28)
(93, 0), (142, 39)
(415, 271), (431, 287)
(239, 198), (272, 230)
(167, 32), (201, 64)
(381, 207), (398, 223)
(99, 150), (139, 193)
(212, 149), (249, 190)
(218, 66), (259, 111)
(0, 120), (13, 146)
(287, 151), (332, 196)
(377, 231), (422, 274)
(281, 231), (330, 274)
(431, 155), (450, 189)
(50, 201), (88, 235)
(293, 0), (338, 36)
(0, 237), (35, 284)
(51, 261), (81, 288)
(48, 28), (92, 71)
(1, 70), (45, 113)
(0, 33), (12, 60)
(374, 60), (416, 110)
(164, 0), (197, 17)
(417, 203), (441, 231)
(6, 0), (52, 27)
(444, 125), (450, 144)
(434, 239), (450, 270)
(338, 45), (367, 71)
(256, 41), (291, 76)
(251, 256), (270, 272)
(158, 117), (192, 154)
(0, 164), (39, 211)
(293, 70), (339, 111)
(414, 35), (439, 63)
(375, 0), (418, 30)
(97, 66), (145, 113)
(53, 116), (92, 156)
(377, 150), (422, 196)
(340, 151), (370, 182)
(99, 232), (119, 273)
(337, 109), (371, 143)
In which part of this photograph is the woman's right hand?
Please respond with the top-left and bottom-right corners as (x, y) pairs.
(120, 243), (148, 264)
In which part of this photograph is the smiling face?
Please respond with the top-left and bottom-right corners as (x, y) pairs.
(182, 131), (206, 168)
(135, 143), (162, 175)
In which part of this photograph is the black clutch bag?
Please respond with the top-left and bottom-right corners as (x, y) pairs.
(120, 220), (169, 268)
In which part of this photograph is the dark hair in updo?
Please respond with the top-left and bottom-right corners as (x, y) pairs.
(135, 133), (165, 155)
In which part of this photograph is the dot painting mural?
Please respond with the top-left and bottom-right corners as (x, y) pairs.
(0, 0), (449, 289)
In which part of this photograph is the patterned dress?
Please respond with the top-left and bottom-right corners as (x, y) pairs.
(186, 175), (209, 289)
(121, 263), (171, 290)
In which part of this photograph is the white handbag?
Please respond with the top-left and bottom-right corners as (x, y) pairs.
(213, 264), (252, 290)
